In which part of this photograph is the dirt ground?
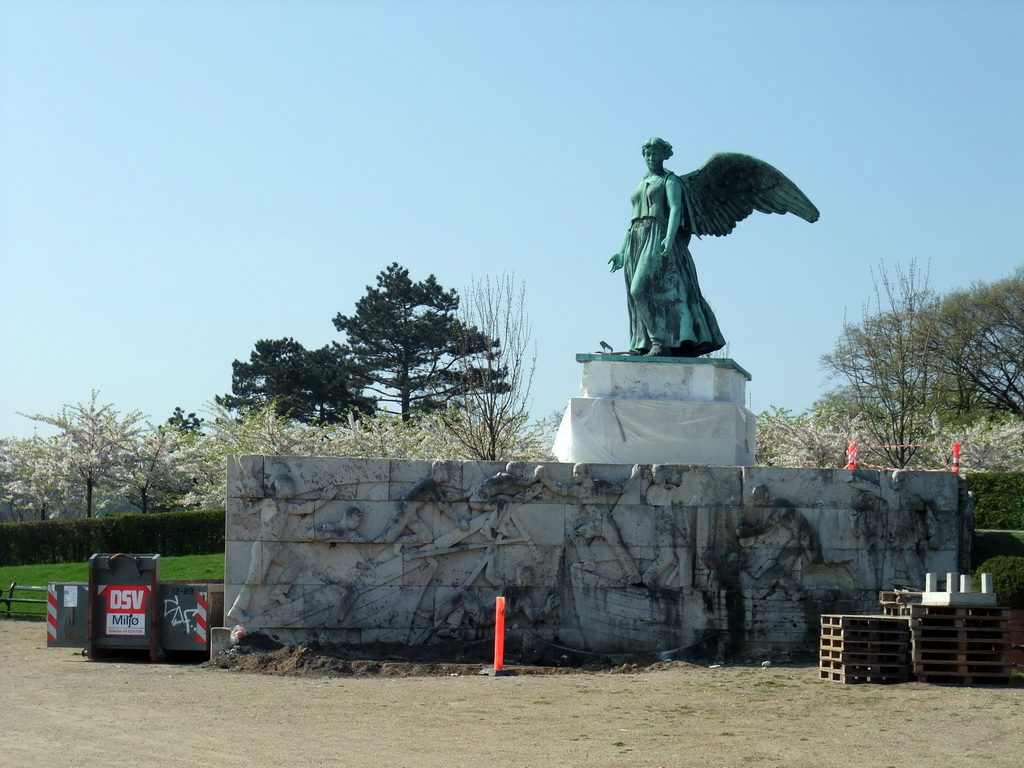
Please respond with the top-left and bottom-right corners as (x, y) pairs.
(2, 619), (1023, 768)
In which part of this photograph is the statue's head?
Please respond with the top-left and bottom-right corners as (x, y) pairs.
(890, 469), (907, 490)
(652, 464), (672, 485)
(269, 473), (295, 499)
(506, 461), (529, 478)
(642, 137), (673, 161)
(431, 459), (456, 484)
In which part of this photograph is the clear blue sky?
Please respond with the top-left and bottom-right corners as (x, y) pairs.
(2, 1), (1022, 438)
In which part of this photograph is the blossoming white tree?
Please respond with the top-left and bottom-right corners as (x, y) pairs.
(21, 391), (144, 518)
(120, 424), (203, 514)
(1, 436), (72, 521)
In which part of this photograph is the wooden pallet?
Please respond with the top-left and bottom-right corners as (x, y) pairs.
(879, 590), (922, 617)
(822, 614), (910, 642)
(820, 615), (911, 684)
(909, 670), (1012, 686)
(1010, 610), (1024, 666)
(909, 605), (1012, 686)
(819, 658), (910, 684)
(911, 605), (1009, 620)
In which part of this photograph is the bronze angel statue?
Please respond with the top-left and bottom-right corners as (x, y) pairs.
(609, 137), (819, 357)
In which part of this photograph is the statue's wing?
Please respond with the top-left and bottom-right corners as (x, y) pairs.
(679, 152), (819, 237)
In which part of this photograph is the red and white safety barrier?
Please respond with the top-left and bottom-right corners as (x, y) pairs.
(47, 586), (58, 644)
(844, 441), (858, 469)
(843, 441), (963, 473)
(195, 590), (208, 645)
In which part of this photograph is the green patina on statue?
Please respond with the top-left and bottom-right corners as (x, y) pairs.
(609, 138), (819, 357)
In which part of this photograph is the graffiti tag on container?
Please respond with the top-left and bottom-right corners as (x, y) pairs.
(163, 594), (199, 634)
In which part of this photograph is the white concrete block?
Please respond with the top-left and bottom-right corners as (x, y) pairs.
(210, 627), (231, 658)
(577, 356), (749, 403)
(920, 591), (998, 607)
(555, 397), (755, 466)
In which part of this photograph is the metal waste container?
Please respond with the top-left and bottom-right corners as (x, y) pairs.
(48, 554), (225, 660)
(87, 553), (164, 661)
(158, 580), (224, 652)
(46, 583), (89, 647)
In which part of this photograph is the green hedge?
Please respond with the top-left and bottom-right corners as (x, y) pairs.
(974, 556), (1024, 609)
(967, 472), (1024, 530)
(0, 509), (225, 567)
(972, 531), (1024, 569)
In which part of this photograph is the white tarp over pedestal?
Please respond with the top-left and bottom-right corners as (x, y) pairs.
(553, 355), (756, 466)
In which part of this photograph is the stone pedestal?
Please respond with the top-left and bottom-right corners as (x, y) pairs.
(553, 354), (756, 465)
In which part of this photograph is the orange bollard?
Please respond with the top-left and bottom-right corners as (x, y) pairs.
(493, 596), (506, 672)
(952, 442), (961, 475)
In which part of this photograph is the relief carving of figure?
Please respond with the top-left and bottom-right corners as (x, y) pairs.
(468, 462), (545, 565)
(736, 506), (817, 600)
(641, 466), (693, 588)
(846, 470), (942, 585)
(228, 473), (312, 623)
(504, 564), (561, 628)
(433, 586), (488, 638)
(318, 505), (366, 543)
(538, 463), (643, 584)
(381, 460), (468, 551)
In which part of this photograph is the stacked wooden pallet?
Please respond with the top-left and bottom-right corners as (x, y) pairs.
(1010, 610), (1024, 667)
(819, 614), (911, 684)
(878, 589), (922, 617)
(909, 605), (1012, 686)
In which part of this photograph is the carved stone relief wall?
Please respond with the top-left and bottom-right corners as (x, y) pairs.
(224, 457), (969, 657)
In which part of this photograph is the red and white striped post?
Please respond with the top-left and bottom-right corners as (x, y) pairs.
(195, 590), (208, 646)
(845, 441), (858, 470)
(46, 586), (58, 644)
(952, 442), (961, 475)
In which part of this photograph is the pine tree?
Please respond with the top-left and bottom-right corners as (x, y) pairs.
(333, 263), (498, 420)
(217, 337), (373, 425)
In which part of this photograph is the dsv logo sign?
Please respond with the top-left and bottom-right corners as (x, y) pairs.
(103, 585), (151, 636)
(106, 587), (148, 612)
